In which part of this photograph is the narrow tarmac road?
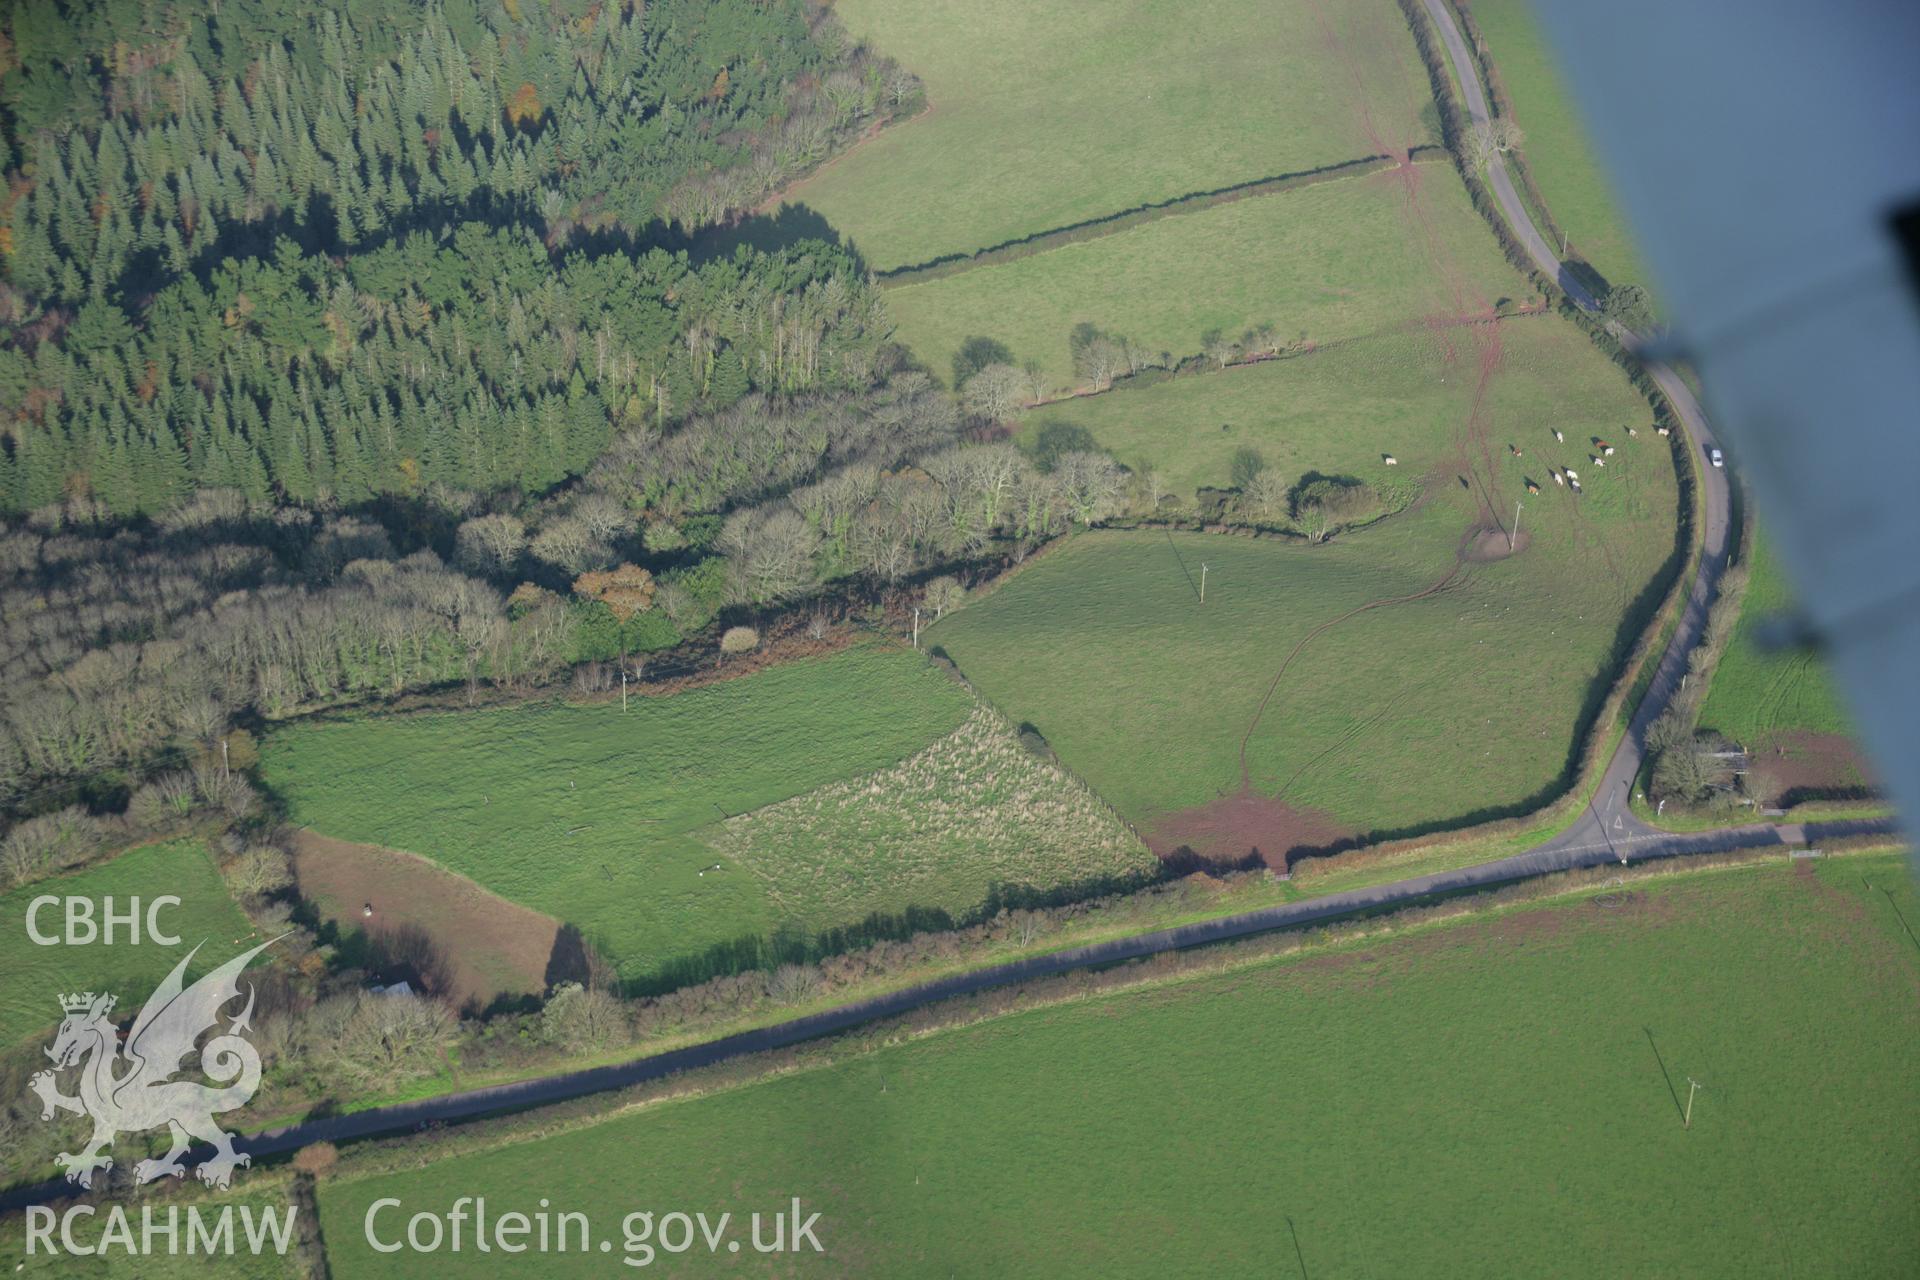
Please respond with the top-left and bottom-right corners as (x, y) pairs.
(1418, 0), (1731, 856)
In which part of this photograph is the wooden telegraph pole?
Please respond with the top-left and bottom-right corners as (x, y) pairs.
(1510, 499), (1523, 553)
(621, 666), (629, 713)
(1684, 1077), (1703, 1129)
(1199, 562), (1210, 604)
(912, 606), (921, 650)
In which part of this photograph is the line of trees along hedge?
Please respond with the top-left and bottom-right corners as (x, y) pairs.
(0, 0), (922, 514)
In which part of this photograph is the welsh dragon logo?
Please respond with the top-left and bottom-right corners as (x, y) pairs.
(28, 937), (279, 1190)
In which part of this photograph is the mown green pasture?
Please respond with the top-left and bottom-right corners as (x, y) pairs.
(262, 645), (973, 982)
(1018, 313), (1635, 500)
(884, 162), (1525, 388)
(1465, 0), (1659, 300)
(0, 840), (261, 1048)
(788, 0), (1438, 271)
(1699, 526), (1854, 745)
(315, 855), (1920, 1276)
(935, 317), (1677, 838)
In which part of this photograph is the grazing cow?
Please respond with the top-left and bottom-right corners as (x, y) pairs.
(1509, 443), (1523, 457)
(1564, 468), (1579, 481)
(1526, 480), (1541, 495)
(1570, 478), (1582, 493)
(1591, 455), (1605, 467)
(1657, 425), (1672, 436)
(1553, 429), (1565, 442)
(1628, 426), (1639, 437)
(1600, 443), (1616, 456)
(1552, 469), (1565, 486)
(1383, 454), (1398, 465)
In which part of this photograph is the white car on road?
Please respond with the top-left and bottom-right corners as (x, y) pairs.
(1708, 447), (1724, 468)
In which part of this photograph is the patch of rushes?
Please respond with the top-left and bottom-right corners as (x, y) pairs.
(260, 644), (975, 983)
(709, 706), (1158, 930)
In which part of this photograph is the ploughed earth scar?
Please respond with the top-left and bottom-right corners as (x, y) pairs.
(1745, 730), (1875, 808)
(1145, 788), (1359, 872)
(291, 830), (560, 1010)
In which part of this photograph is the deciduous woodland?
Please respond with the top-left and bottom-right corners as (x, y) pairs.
(0, 1), (1137, 820)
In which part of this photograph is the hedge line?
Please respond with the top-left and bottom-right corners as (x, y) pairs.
(878, 151), (1446, 288)
(301, 842), (1870, 1189)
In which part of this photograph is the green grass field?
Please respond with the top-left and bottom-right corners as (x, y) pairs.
(884, 161), (1526, 388)
(1018, 312), (1632, 499)
(314, 855), (1920, 1276)
(788, 0), (1438, 271)
(0, 840), (261, 1048)
(1699, 526), (1854, 745)
(1464, 0), (1659, 301)
(935, 316), (1676, 843)
(261, 645), (976, 982)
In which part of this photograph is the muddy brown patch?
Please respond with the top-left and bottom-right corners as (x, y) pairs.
(1745, 730), (1874, 807)
(1146, 788), (1359, 871)
(1459, 524), (1531, 562)
(291, 829), (560, 1010)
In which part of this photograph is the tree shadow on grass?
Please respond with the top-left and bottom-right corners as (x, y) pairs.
(616, 867), (1177, 998)
(687, 202), (855, 267)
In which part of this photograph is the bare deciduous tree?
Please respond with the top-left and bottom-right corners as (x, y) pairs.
(1202, 328), (1241, 370)
(962, 363), (1026, 423)
(1469, 117), (1525, 168)
(1051, 451), (1127, 526)
(453, 514), (527, 578)
(541, 982), (629, 1052)
(719, 506), (823, 604)
(922, 575), (966, 621)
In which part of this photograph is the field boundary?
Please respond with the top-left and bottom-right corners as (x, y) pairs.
(1445, 0), (1615, 303)
(878, 149), (1448, 288)
(1267, 0), (1704, 886)
(234, 842), (1900, 1198)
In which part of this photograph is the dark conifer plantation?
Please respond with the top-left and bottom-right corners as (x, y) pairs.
(0, 0), (923, 510)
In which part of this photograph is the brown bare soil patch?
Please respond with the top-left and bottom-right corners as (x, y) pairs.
(1146, 787), (1359, 871)
(1459, 524), (1530, 562)
(1746, 731), (1873, 806)
(290, 830), (559, 1010)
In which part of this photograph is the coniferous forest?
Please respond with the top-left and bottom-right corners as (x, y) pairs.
(0, 2), (1153, 832)
(0, 0), (925, 511)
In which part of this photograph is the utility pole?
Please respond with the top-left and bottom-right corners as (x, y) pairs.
(621, 667), (629, 713)
(1510, 499), (1523, 552)
(1684, 1077), (1703, 1129)
(220, 737), (229, 783)
(1199, 562), (1210, 604)
(912, 606), (921, 650)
